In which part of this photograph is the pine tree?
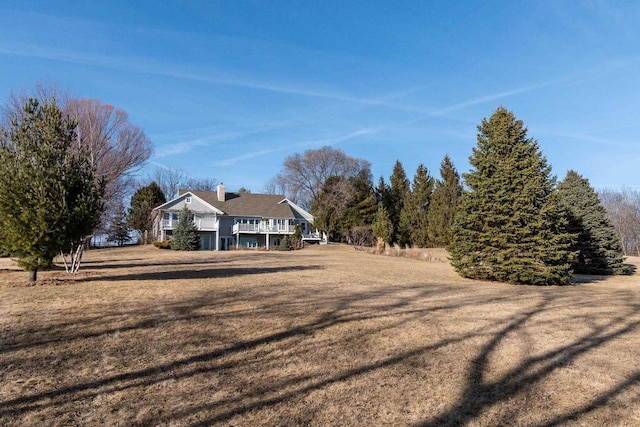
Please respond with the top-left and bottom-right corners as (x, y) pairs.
(372, 204), (393, 246)
(558, 170), (626, 274)
(427, 155), (462, 247)
(0, 98), (104, 283)
(399, 164), (434, 247)
(289, 224), (304, 250)
(106, 202), (131, 246)
(311, 175), (341, 240)
(311, 170), (376, 242)
(388, 160), (410, 245)
(449, 107), (574, 285)
(128, 181), (166, 243)
(343, 169), (377, 228)
(171, 206), (200, 251)
(375, 176), (390, 207)
(279, 235), (291, 251)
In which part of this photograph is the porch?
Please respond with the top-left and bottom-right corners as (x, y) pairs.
(232, 222), (296, 234)
(161, 216), (218, 231)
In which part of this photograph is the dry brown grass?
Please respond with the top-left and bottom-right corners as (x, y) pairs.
(1, 245), (639, 426)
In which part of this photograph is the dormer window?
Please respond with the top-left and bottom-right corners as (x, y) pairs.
(185, 196), (191, 204)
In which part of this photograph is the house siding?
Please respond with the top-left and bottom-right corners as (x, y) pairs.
(153, 188), (317, 251)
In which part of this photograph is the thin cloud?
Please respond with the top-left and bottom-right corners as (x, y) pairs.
(212, 128), (377, 167)
(0, 41), (371, 105)
(535, 129), (629, 148)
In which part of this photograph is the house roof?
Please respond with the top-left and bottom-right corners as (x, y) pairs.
(188, 190), (298, 219)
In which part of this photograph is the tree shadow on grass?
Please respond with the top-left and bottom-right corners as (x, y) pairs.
(70, 258), (238, 271)
(2, 276), (639, 425)
(573, 260), (638, 283)
(418, 294), (640, 426)
(80, 264), (323, 282)
(0, 284), (496, 421)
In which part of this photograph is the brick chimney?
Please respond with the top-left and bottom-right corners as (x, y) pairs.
(217, 183), (226, 201)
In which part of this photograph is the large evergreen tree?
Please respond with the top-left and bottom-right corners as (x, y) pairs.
(128, 181), (166, 243)
(387, 160), (410, 245)
(427, 155), (462, 247)
(0, 99), (104, 283)
(558, 170), (626, 274)
(311, 175), (343, 240)
(399, 164), (434, 247)
(171, 206), (200, 251)
(342, 169), (377, 230)
(449, 107), (574, 285)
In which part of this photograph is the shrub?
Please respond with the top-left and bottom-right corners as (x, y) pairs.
(153, 240), (171, 249)
(279, 236), (291, 251)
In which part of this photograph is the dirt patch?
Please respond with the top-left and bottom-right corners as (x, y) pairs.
(1, 245), (639, 426)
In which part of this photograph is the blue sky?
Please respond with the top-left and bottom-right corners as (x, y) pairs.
(1, 1), (638, 193)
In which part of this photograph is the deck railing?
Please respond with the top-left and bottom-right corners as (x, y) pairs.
(161, 217), (217, 230)
(233, 223), (296, 234)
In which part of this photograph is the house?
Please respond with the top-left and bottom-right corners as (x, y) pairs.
(152, 184), (321, 250)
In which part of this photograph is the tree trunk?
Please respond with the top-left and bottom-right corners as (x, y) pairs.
(28, 268), (37, 284)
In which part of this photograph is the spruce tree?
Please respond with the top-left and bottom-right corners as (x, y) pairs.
(449, 107), (574, 285)
(388, 160), (410, 245)
(399, 164), (434, 247)
(427, 155), (462, 247)
(279, 235), (291, 251)
(0, 99), (104, 283)
(171, 206), (200, 251)
(558, 170), (626, 274)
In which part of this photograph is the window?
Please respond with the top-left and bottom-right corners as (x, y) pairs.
(185, 196), (191, 204)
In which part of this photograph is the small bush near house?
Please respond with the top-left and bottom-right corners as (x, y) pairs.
(279, 236), (291, 251)
(153, 240), (172, 249)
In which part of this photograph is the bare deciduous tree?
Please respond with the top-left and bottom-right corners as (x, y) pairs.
(65, 98), (152, 227)
(264, 176), (287, 196)
(3, 85), (152, 272)
(599, 188), (640, 256)
(3, 86), (153, 231)
(272, 146), (371, 210)
(150, 167), (188, 200)
(185, 176), (218, 192)
(149, 166), (217, 199)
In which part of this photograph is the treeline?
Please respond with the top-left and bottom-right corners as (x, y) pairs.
(272, 107), (631, 285)
(270, 146), (462, 249)
(1, 84), (636, 286)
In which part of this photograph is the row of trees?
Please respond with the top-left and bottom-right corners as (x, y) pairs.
(373, 156), (463, 248)
(272, 108), (628, 285)
(271, 146), (463, 249)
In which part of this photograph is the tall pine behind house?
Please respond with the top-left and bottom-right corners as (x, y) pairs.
(449, 107), (575, 285)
